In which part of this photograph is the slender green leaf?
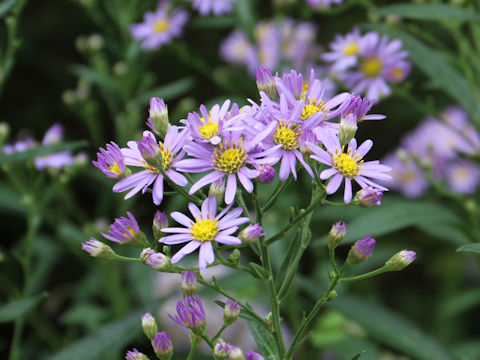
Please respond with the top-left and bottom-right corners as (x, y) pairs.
(234, 0), (255, 39)
(247, 319), (278, 360)
(190, 16), (236, 28)
(330, 296), (454, 360)
(134, 77), (196, 104)
(0, 292), (47, 323)
(0, 141), (88, 165)
(70, 65), (117, 92)
(457, 243), (480, 254)
(351, 351), (365, 360)
(0, 183), (23, 214)
(440, 289), (480, 318)
(248, 262), (270, 280)
(371, 3), (480, 21)
(0, 0), (17, 18)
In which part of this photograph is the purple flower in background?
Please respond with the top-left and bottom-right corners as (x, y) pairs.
(445, 160), (480, 194)
(125, 349), (149, 360)
(341, 95), (385, 122)
(307, 0), (343, 8)
(152, 332), (173, 358)
(160, 196), (250, 271)
(245, 350), (264, 360)
(220, 30), (257, 71)
(113, 126), (188, 205)
(309, 133), (391, 203)
(2, 137), (36, 154)
(383, 154), (427, 198)
(131, 1), (189, 50)
(322, 27), (362, 72)
(34, 124), (75, 170)
(101, 212), (148, 247)
(169, 295), (206, 329)
(93, 142), (127, 179)
(191, 0), (236, 16)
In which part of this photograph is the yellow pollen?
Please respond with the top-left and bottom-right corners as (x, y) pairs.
(142, 160), (160, 174)
(198, 120), (218, 140)
(389, 67), (404, 82)
(361, 57), (383, 77)
(123, 225), (137, 238)
(153, 19), (169, 33)
(159, 142), (173, 170)
(301, 104), (322, 121)
(343, 43), (359, 56)
(332, 151), (361, 178)
(213, 142), (247, 174)
(191, 219), (219, 242)
(108, 162), (122, 176)
(273, 122), (300, 150)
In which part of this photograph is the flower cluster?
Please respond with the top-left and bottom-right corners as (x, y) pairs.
(383, 106), (480, 197)
(306, 0), (343, 9)
(323, 28), (411, 100)
(221, 19), (318, 74)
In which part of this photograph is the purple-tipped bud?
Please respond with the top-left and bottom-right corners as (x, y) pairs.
(209, 178), (225, 205)
(81, 238), (116, 259)
(385, 250), (416, 271)
(42, 123), (63, 145)
(328, 221), (348, 249)
(125, 348), (149, 360)
(347, 236), (376, 265)
(181, 271), (198, 297)
(147, 97), (170, 138)
(142, 313), (158, 341)
(229, 346), (245, 360)
(238, 223), (264, 244)
(101, 212), (149, 248)
(256, 165), (276, 184)
(138, 135), (162, 165)
(168, 295), (206, 330)
(255, 66), (277, 99)
(224, 299), (241, 324)
(92, 142), (128, 179)
(153, 211), (168, 240)
(214, 340), (231, 359)
(245, 350), (264, 360)
(152, 332), (173, 360)
(141, 248), (171, 271)
(338, 114), (358, 146)
(354, 187), (383, 207)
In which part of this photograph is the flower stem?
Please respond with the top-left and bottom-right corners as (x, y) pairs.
(339, 266), (388, 283)
(186, 342), (199, 360)
(212, 323), (229, 342)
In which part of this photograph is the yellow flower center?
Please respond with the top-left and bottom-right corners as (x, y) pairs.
(159, 143), (173, 170)
(199, 120), (218, 140)
(361, 57), (383, 77)
(273, 122), (300, 150)
(153, 20), (169, 33)
(213, 141), (247, 174)
(142, 161), (160, 174)
(123, 225), (137, 238)
(332, 151), (362, 178)
(108, 162), (122, 176)
(191, 219), (219, 242)
(343, 43), (359, 56)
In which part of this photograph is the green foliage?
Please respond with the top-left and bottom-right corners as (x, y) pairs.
(0, 293), (47, 323)
(371, 3), (480, 22)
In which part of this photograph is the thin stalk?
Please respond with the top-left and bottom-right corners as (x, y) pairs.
(212, 323), (229, 342)
(340, 266), (388, 283)
(186, 342), (199, 360)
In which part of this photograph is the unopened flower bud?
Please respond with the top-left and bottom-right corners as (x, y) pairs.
(214, 340), (231, 359)
(328, 221), (348, 249)
(229, 346), (245, 360)
(347, 236), (376, 265)
(354, 187), (383, 207)
(141, 248), (171, 271)
(255, 66), (277, 99)
(328, 290), (338, 300)
(224, 299), (241, 324)
(152, 331), (173, 360)
(230, 248), (241, 261)
(87, 33), (104, 50)
(384, 250), (416, 271)
(142, 313), (158, 341)
(338, 114), (358, 146)
(125, 348), (149, 360)
(181, 271), (198, 297)
(245, 350), (264, 360)
(256, 165), (275, 184)
(147, 97), (170, 138)
(239, 224), (265, 244)
(209, 178), (225, 205)
(153, 211), (168, 240)
(81, 238), (116, 259)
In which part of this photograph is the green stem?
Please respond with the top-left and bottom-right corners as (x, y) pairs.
(212, 323), (229, 342)
(329, 247), (339, 274)
(261, 178), (292, 213)
(339, 266), (388, 283)
(186, 342), (199, 360)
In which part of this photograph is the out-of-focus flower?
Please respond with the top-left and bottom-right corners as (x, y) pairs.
(142, 313), (158, 341)
(445, 160), (480, 194)
(384, 250), (416, 271)
(191, 0), (236, 16)
(224, 299), (241, 324)
(322, 27), (362, 72)
(245, 350), (264, 360)
(229, 346), (245, 360)
(34, 124), (76, 170)
(307, 0), (343, 8)
(214, 340), (231, 359)
(131, 1), (189, 50)
(125, 349), (150, 360)
(181, 271), (198, 297)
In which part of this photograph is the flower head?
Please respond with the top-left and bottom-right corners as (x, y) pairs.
(146, 97), (170, 137)
(35, 124), (75, 170)
(125, 349), (149, 360)
(224, 299), (241, 324)
(169, 295), (206, 329)
(347, 236), (376, 265)
(153, 211), (169, 240)
(385, 250), (416, 271)
(238, 223), (264, 244)
(101, 212), (148, 247)
(142, 313), (158, 340)
(256, 164), (276, 184)
(328, 221), (348, 249)
(181, 271), (198, 297)
(192, 0), (236, 16)
(229, 346), (245, 360)
(245, 350), (264, 360)
(93, 142), (127, 179)
(354, 186), (383, 207)
(152, 332), (173, 359)
(255, 66), (277, 99)
(214, 340), (231, 359)
(160, 196), (250, 271)
(141, 248), (171, 270)
(81, 238), (116, 259)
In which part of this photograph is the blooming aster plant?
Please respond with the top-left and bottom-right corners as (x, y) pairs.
(86, 67), (416, 360)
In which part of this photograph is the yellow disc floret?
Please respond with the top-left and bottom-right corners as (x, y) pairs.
(361, 57), (383, 78)
(332, 149), (362, 178)
(123, 226), (137, 239)
(273, 121), (300, 150)
(213, 141), (247, 174)
(153, 20), (169, 33)
(199, 120), (219, 140)
(343, 43), (359, 56)
(109, 162), (122, 176)
(191, 219), (219, 242)
(159, 142), (173, 170)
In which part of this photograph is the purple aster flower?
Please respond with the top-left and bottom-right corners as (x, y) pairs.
(2, 137), (36, 154)
(238, 223), (265, 244)
(309, 133), (391, 203)
(220, 30), (258, 71)
(93, 142), (127, 179)
(307, 0), (343, 9)
(125, 348), (149, 360)
(255, 21), (282, 70)
(169, 295), (206, 329)
(81, 238), (116, 259)
(245, 350), (264, 360)
(224, 299), (241, 323)
(383, 154), (427, 198)
(141, 248), (171, 270)
(214, 340), (231, 358)
(152, 332), (173, 359)
(445, 160), (480, 194)
(191, 0), (236, 16)
(181, 270), (198, 296)
(385, 250), (416, 271)
(35, 124), (75, 170)
(255, 164), (276, 184)
(322, 27), (362, 72)
(354, 186), (383, 207)
(281, 20), (317, 68)
(347, 236), (375, 265)
(442, 106), (480, 152)
(130, 1), (189, 50)
(113, 126), (188, 205)
(341, 95), (386, 122)
(328, 221), (348, 249)
(160, 196), (250, 271)
(101, 212), (148, 247)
